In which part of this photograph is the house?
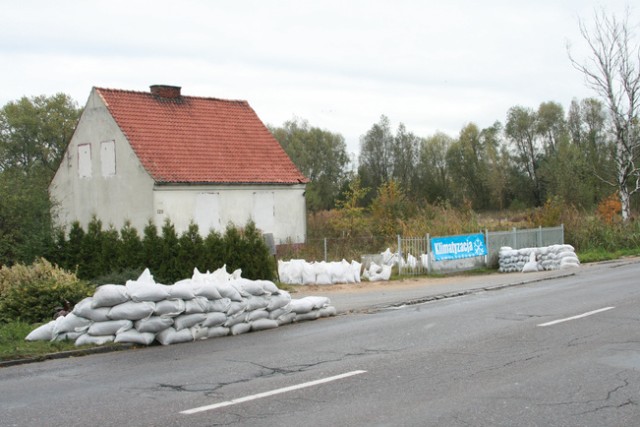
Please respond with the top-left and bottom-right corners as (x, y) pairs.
(50, 85), (309, 243)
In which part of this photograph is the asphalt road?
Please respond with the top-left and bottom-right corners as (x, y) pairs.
(2, 260), (639, 426)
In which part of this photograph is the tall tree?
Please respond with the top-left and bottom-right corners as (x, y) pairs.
(536, 101), (566, 154)
(505, 106), (543, 205)
(270, 118), (349, 211)
(417, 132), (453, 204)
(392, 123), (420, 198)
(358, 115), (394, 200)
(569, 8), (640, 221)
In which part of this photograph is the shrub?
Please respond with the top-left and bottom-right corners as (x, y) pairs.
(0, 258), (94, 323)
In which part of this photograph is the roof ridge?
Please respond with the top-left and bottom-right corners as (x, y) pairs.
(94, 87), (249, 104)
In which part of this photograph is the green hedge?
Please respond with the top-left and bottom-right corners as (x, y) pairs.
(49, 218), (276, 284)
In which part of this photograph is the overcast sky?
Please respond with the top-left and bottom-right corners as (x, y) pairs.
(1, 1), (635, 155)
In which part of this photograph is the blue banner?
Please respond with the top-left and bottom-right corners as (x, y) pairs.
(431, 233), (487, 261)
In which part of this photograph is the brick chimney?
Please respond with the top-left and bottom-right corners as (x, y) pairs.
(150, 85), (181, 99)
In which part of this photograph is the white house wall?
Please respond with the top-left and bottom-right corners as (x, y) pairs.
(49, 89), (156, 232)
(153, 184), (307, 244)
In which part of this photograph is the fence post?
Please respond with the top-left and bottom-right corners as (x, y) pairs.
(427, 233), (431, 274)
(397, 234), (402, 275)
(512, 227), (517, 248)
(561, 224), (565, 245)
(484, 229), (489, 268)
(323, 237), (327, 262)
(538, 226), (542, 247)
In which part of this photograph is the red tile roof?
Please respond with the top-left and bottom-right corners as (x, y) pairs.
(95, 87), (309, 184)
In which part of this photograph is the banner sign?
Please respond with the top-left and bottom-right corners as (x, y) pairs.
(431, 233), (487, 261)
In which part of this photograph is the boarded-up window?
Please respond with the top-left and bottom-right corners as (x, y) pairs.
(253, 191), (274, 232)
(195, 192), (221, 233)
(78, 144), (91, 178)
(101, 140), (116, 177)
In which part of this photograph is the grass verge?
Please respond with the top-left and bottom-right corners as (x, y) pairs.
(0, 321), (79, 362)
(578, 248), (640, 264)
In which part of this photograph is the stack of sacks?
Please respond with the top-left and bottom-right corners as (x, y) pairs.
(278, 259), (362, 286)
(498, 244), (580, 273)
(361, 262), (392, 281)
(25, 267), (336, 346)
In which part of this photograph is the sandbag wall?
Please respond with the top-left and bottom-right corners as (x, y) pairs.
(278, 259), (362, 285)
(498, 244), (580, 273)
(25, 267), (336, 346)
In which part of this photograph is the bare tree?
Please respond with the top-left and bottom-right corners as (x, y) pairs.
(569, 8), (640, 221)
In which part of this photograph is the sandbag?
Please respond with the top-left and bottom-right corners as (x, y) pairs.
(114, 329), (156, 345)
(92, 284), (129, 308)
(88, 320), (133, 336)
(266, 292), (291, 311)
(299, 296), (331, 309)
(319, 306), (337, 317)
(207, 326), (230, 338)
(245, 309), (269, 322)
(276, 312), (297, 326)
(207, 297), (232, 313)
(288, 298), (315, 314)
(108, 301), (155, 321)
(231, 278), (266, 297)
(135, 316), (174, 333)
(53, 331), (84, 342)
(75, 333), (115, 346)
(224, 313), (247, 328)
(190, 325), (208, 340)
(154, 299), (186, 317)
(245, 295), (270, 311)
(230, 322), (251, 336)
(174, 313), (207, 330)
(73, 298), (111, 322)
(255, 280), (279, 295)
(25, 320), (56, 341)
(167, 279), (197, 300)
(295, 310), (321, 322)
(156, 327), (193, 345)
(184, 296), (209, 314)
(202, 312), (228, 328)
(269, 307), (292, 320)
(226, 300), (247, 316)
(53, 313), (92, 335)
(250, 318), (279, 331)
(194, 282), (223, 300)
(215, 282), (243, 302)
(126, 279), (170, 302)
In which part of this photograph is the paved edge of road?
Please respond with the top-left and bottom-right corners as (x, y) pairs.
(5, 258), (638, 368)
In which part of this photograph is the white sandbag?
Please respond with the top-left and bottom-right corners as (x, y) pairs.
(174, 313), (207, 330)
(224, 313), (247, 328)
(278, 260), (291, 284)
(135, 316), (174, 333)
(72, 297), (111, 322)
(342, 260), (356, 284)
(114, 329), (156, 345)
(250, 318), (279, 331)
(302, 262), (316, 285)
(288, 298), (315, 314)
(231, 278), (266, 296)
(88, 319), (133, 336)
(315, 262), (332, 285)
(245, 295), (270, 311)
(202, 312), (228, 328)
(521, 252), (540, 273)
(230, 322), (251, 335)
(184, 296), (209, 314)
(125, 281), (170, 303)
(215, 282), (243, 302)
(231, 268), (243, 279)
(194, 282), (222, 300)
(266, 291), (291, 311)
(207, 326), (230, 338)
(255, 280), (279, 295)
(190, 325), (208, 340)
(25, 320), (56, 341)
(286, 259), (305, 285)
(154, 299), (186, 317)
(108, 301), (155, 321)
(156, 327), (193, 345)
(295, 310), (321, 322)
(226, 300), (247, 316)
(269, 306), (292, 320)
(208, 265), (232, 283)
(330, 260), (348, 284)
(560, 257), (580, 268)
(53, 313), (92, 334)
(351, 260), (362, 283)
(300, 296), (331, 309)
(92, 284), (129, 308)
(245, 309), (269, 322)
(53, 331), (84, 342)
(319, 306), (337, 317)
(167, 279), (197, 300)
(75, 333), (115, 347)
(207, 297), (232, 313)
(276, 312), (296, 326)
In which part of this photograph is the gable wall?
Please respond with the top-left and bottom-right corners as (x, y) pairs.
(153, 184), (306, 244)
(49, 89), (156, 232)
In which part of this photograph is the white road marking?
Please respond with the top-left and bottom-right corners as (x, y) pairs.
(537, 307), (615, 327)
(180, 370), (367, 415)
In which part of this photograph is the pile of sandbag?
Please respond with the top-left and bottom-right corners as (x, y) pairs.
(25, 267), (336, 346)
(498, 244), (580, 273)
(278, 259), (362, 285)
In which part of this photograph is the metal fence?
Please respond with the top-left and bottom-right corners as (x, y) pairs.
(485, 225), (564, 268)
